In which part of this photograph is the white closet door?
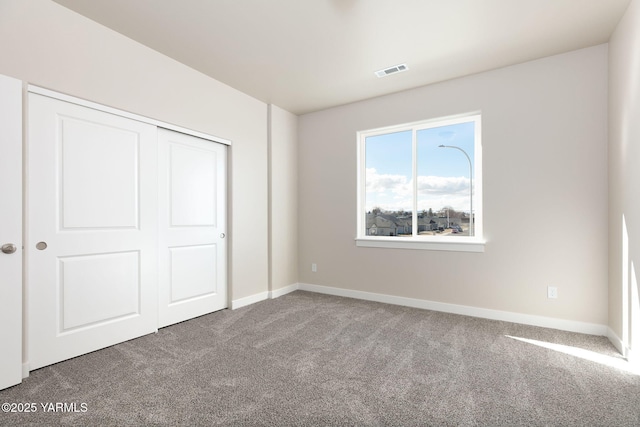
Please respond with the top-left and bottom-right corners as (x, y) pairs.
(28, 94), (158, 370)
(158, 128), (227, 328)
(0, 75), (23, 390)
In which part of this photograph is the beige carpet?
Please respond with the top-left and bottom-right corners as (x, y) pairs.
(1, 290), (638, 426)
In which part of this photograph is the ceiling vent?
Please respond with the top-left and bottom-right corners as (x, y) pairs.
(375, 63), (409, 78)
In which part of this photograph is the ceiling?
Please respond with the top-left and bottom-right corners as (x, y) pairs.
(53, 0), (631, 115)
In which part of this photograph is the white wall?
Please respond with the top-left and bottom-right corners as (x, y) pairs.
(609, 0), (640, 358)
(0, 0), (269, 302)
(298, 45), (609, 326)
(269, 105), (299, 292)
(0, 0), (617, 335)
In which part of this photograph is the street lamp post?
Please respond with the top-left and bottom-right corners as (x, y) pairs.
(438, 145), (473, 236)
(446, 208), (449, 228)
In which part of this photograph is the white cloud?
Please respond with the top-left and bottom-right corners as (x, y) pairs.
(417, 175), (469, 196)
(365, 168), (472, 212)
(365, 168), (409, 195)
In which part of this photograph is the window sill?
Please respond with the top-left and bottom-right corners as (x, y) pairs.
(355, 237), (485, 252)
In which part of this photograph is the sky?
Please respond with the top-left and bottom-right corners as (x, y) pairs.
(365, 121), (475, 214)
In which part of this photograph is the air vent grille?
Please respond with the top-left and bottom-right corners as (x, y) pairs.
(375, 63), (409, 78)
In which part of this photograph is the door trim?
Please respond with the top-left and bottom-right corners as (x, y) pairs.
(27, 85), (231, 146)
(17, 83), (231, 375)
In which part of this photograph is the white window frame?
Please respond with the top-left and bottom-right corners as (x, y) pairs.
(356, 113), (484, 252)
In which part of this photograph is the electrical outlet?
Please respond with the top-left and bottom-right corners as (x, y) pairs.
(311, 263), (317, 273)
(547, 286), (558, 299)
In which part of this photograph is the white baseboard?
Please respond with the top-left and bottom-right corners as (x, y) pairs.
(231, 283), (298, 310)
(269, 283), (299, 299)
(297, 283), (608, 336)
(230, 284), (299, 311)
(589, 329), (640, 368)
(229, 282), (609, 337)
(606, 328), (626, 357)
(231, 284), (300, 310)
(230, 291), (269, 310)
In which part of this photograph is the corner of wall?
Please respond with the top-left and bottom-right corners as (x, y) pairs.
(267, 104), (299, 293)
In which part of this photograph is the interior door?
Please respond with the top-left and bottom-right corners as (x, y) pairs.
(0, 75), (23, 390)
(28, 93), (158, 370)
(158, 128), (227, 328)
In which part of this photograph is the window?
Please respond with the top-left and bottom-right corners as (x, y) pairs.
(356, 113), (483, 252)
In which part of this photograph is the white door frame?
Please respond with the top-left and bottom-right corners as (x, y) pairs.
(21, 85), (231, 373)
(0, 81), (231, 387)
(0, 74), (23, 390)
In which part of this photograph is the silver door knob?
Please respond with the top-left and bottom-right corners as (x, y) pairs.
(36, 242), (48, 250)
(220, 233), (225, 239)
(1, 243), (17, 254)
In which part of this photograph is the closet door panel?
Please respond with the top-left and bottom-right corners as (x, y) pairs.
(158, 128), (227, 328)
(28, 93), (158, 370)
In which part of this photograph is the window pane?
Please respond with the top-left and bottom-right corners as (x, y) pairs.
(365, 130), (412, 237)
(416, 121), (475, 237)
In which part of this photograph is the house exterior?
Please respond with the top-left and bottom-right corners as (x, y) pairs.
(367, 213), (453, 236)
(366, 214), (398, 236)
